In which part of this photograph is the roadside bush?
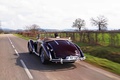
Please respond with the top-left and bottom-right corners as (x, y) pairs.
(90, 48), (111, 58)
(108, 54), (120, 63)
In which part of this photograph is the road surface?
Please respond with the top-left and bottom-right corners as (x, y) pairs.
(0, 34), (120, 80)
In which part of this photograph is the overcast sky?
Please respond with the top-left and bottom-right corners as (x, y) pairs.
(0, 0), (120, 30)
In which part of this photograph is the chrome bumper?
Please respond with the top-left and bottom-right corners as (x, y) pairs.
(50, 56), (86, 64)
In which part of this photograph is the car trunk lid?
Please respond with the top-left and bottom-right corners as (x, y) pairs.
(48, 40), (79, 58)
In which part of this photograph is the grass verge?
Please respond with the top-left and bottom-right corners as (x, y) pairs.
(85, 54), (120, 75)
(77, 42), (120, 63)
(14, 34), (33, 40)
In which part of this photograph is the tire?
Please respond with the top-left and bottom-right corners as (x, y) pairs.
(40, 48), (48, 64)
(28, 43), (33, 54)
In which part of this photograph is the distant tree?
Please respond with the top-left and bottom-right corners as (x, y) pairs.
(72, 18), (85, 31)
(30, 24), (40, 31)
(26, 24), (40, 34)
(91, 15), (108, 31)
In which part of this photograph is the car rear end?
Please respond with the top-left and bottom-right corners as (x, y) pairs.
(45, 39), (85, 64)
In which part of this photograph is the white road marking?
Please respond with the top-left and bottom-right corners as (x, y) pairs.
(7, 36), (34, 79)
(7, 37), (13, 44)
(20, 59), (33, 79)
(10, 41), (13, 45)
(12, 45), (15, 48)
(9, 40), (13, 44)
(14, 49), (20, 57)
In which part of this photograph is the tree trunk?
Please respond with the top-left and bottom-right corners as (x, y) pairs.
(78, 27), (81, 31)
(98, 23), (101, 31)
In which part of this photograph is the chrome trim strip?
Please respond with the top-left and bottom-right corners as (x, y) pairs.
(54, 40), (59, 45)
(29, 40), (33, 50)
(65, 40), (70, 45)
(49, 52), (52, 61)
(48, 43), (57, 58)
(34, 51), (39, 56)
(48, 43), (52, 48)
(41, 44), (49, 56)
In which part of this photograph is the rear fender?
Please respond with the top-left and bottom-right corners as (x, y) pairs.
(40, 43), (51, 60)
(75, 44), (84, 57)
(28, 40), (35, 52)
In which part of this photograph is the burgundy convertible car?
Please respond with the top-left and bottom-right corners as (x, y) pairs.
(28, 34), (85, 64)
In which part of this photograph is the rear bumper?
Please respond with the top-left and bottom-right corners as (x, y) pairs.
(50, 56), (86, 64)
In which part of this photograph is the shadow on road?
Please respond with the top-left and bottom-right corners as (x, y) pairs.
(16, 52), (77, 72)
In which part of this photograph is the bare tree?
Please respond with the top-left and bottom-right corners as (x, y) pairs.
(25, 24), (40, 34)
(30, 24), (40, 31)
(72, 18), (85, 31)
(91, 15), (108, 31)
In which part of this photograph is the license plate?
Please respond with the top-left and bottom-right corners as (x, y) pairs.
(66, 56), (77, 60)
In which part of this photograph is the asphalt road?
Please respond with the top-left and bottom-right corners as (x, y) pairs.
(0, 34), (120, 80)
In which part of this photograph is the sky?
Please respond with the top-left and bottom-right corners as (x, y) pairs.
(0, 0), (120, 30)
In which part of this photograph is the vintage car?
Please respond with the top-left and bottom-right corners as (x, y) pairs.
(27, 34), (85, 64)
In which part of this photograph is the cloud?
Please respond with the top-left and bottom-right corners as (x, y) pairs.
(0, 0), (120, 30)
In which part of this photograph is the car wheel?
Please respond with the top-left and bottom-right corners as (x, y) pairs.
(40, 48), (48, 64)
(28, 43), (33, 54)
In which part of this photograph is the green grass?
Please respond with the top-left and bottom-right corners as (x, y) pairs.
(77, 42), (120, 54)
(14, 34), (36, 40)
(77, 42), (120, 63)
(85, 54), (120, 75)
